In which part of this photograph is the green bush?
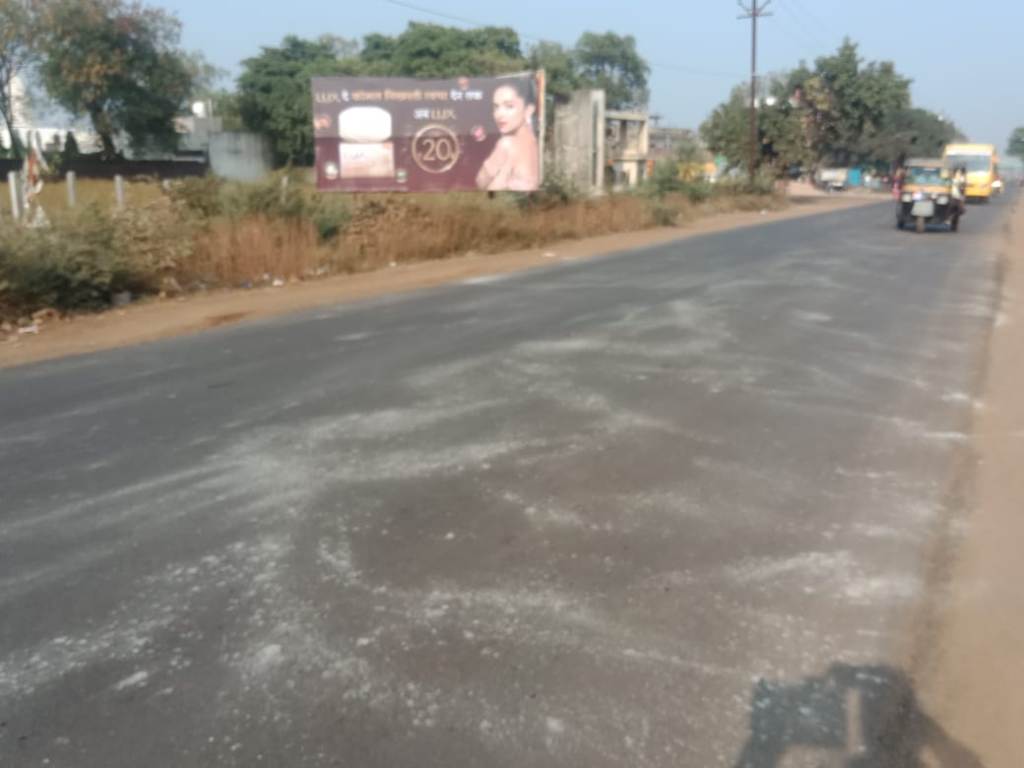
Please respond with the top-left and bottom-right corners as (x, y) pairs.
(1, 210), (123, 314)
(715, 168), (777, 196)
(683, 180), (713, 203)
(537, 171), (580, 205)
(646, 162), (717, 204)
(510, 171), (581, 212)
(309, 195), (351, 242)
(167, 175), (225, 218)
(0, 202), (191, 318)
(649, 203), (679, 226)
(646, 160), (684, 197)
(165, 173), (351, 242)
(220, 172), (305, 219)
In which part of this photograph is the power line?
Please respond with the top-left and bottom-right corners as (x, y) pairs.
(786, 0), (833, 39)
(382, 0), (744, 80)
(384, 0), (491, 31)
(775, 0), (828, 55)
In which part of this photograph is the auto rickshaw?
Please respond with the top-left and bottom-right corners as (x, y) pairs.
(896, 158), (963, 233)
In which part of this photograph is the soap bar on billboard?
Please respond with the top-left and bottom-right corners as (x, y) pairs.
(338, 107), (392, 143)
(339, 142), (395, 179)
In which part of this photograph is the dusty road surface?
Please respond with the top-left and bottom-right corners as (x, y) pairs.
(0, 197), (1014, 766)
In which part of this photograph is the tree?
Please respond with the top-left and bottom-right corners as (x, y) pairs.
(237, 25), (531, 166)
(182, 51), (227, 102)
(33, 0), (194, 157)
(1009, 127), (1024, 163)
(574, 31), (649, 110)
(705, 39), (922, 175)
(237, 35), (359, 166)
(700, 85), (809, 176)
(700, 86), (750, 171)
(788, 40), (910, 166)
(528, 41), (577, 105)
(62, 129), (79, 160)
(864, 108), (962, 169)
(0, 0), (35, 158)
(358, 23), (525, 78)
(209, 90), (244, 131)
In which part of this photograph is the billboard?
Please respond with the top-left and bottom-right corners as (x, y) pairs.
(312, 72), (545, 193)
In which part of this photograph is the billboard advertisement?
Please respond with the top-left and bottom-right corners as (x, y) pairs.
(312, 72), (545, 193)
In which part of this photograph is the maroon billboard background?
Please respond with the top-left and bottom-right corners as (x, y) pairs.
(312, 73), (545, 193)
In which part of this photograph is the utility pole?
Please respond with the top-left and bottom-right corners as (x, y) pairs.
(738, 0), (772, 185)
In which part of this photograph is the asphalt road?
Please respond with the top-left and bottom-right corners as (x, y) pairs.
(0, 197), (1012, 767)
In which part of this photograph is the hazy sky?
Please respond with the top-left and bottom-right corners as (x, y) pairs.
(165, 0), (1023, 148)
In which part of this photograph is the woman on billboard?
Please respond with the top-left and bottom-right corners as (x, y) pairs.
(476, 77), (540, 191)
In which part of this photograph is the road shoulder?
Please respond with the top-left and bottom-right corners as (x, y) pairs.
(921, 195), (1024, 767)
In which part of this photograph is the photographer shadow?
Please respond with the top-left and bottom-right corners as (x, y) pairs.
(734, 663), (984, 767)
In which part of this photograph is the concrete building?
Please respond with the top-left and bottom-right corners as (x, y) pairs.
(605, 110), (650, 190)
(552, 91), (652, 194)
(175, 112), (273, 182)
(552, 90), (606, 196)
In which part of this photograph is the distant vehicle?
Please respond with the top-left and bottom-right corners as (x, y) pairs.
(896, 158), (962, 233)
(942, 143), (999, 201)
(816, 167), (848, 192)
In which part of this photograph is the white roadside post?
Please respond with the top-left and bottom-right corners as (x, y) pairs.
(7, 171), (20, 222)
(114, 174), (125, 210)
(66, 171), (77, 208)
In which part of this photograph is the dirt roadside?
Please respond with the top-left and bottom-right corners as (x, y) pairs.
(919, 195), (1024, 767)
(0, 195), (878, 369)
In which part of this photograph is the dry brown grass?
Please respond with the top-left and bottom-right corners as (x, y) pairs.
(2, 176), (783, 319)
(338, 191), (780, 273)
(175, 190), (783, 286)
(181, 216), (330, 286)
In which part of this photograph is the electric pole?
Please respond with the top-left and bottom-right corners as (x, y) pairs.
(738, 0), (772, 185)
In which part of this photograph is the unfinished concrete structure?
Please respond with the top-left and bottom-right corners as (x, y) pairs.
(605, 110), (650, 190)
(552, 90), (607, 196)
(552, 90), (653, 194)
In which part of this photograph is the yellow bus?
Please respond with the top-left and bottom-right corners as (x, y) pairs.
(943, 143), (999, 200)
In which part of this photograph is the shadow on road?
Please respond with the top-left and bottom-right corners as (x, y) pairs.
(733, 663), (984, 767)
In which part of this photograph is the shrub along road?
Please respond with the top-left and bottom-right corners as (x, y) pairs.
(0, 196), (1015, 766)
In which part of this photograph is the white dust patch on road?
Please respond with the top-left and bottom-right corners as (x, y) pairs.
(317, 535), (362, 585)
(0, 465), (219, 543)
(791, 310), (833, 324)
(852, 523), (908, 541)
(500, 490), (587, 530)
(941, 391), (973, 405)
(726, 551), (856, 585)
(460, 274), (508, 286)
(515, 297), (738, 374)
(113, 670), (150, 691)
(333, 331), (375, 343)
(724, 550), (921, 606)
(0, 539), (279, 699)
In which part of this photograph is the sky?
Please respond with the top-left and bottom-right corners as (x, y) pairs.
(164, 0), (1024, 148)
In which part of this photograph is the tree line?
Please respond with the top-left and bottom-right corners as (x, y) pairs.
(4, 0), (1018, 175)
(0, 0), (650, 166)
(226, 25), (650, 166)
(701, 40), (966, 176)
